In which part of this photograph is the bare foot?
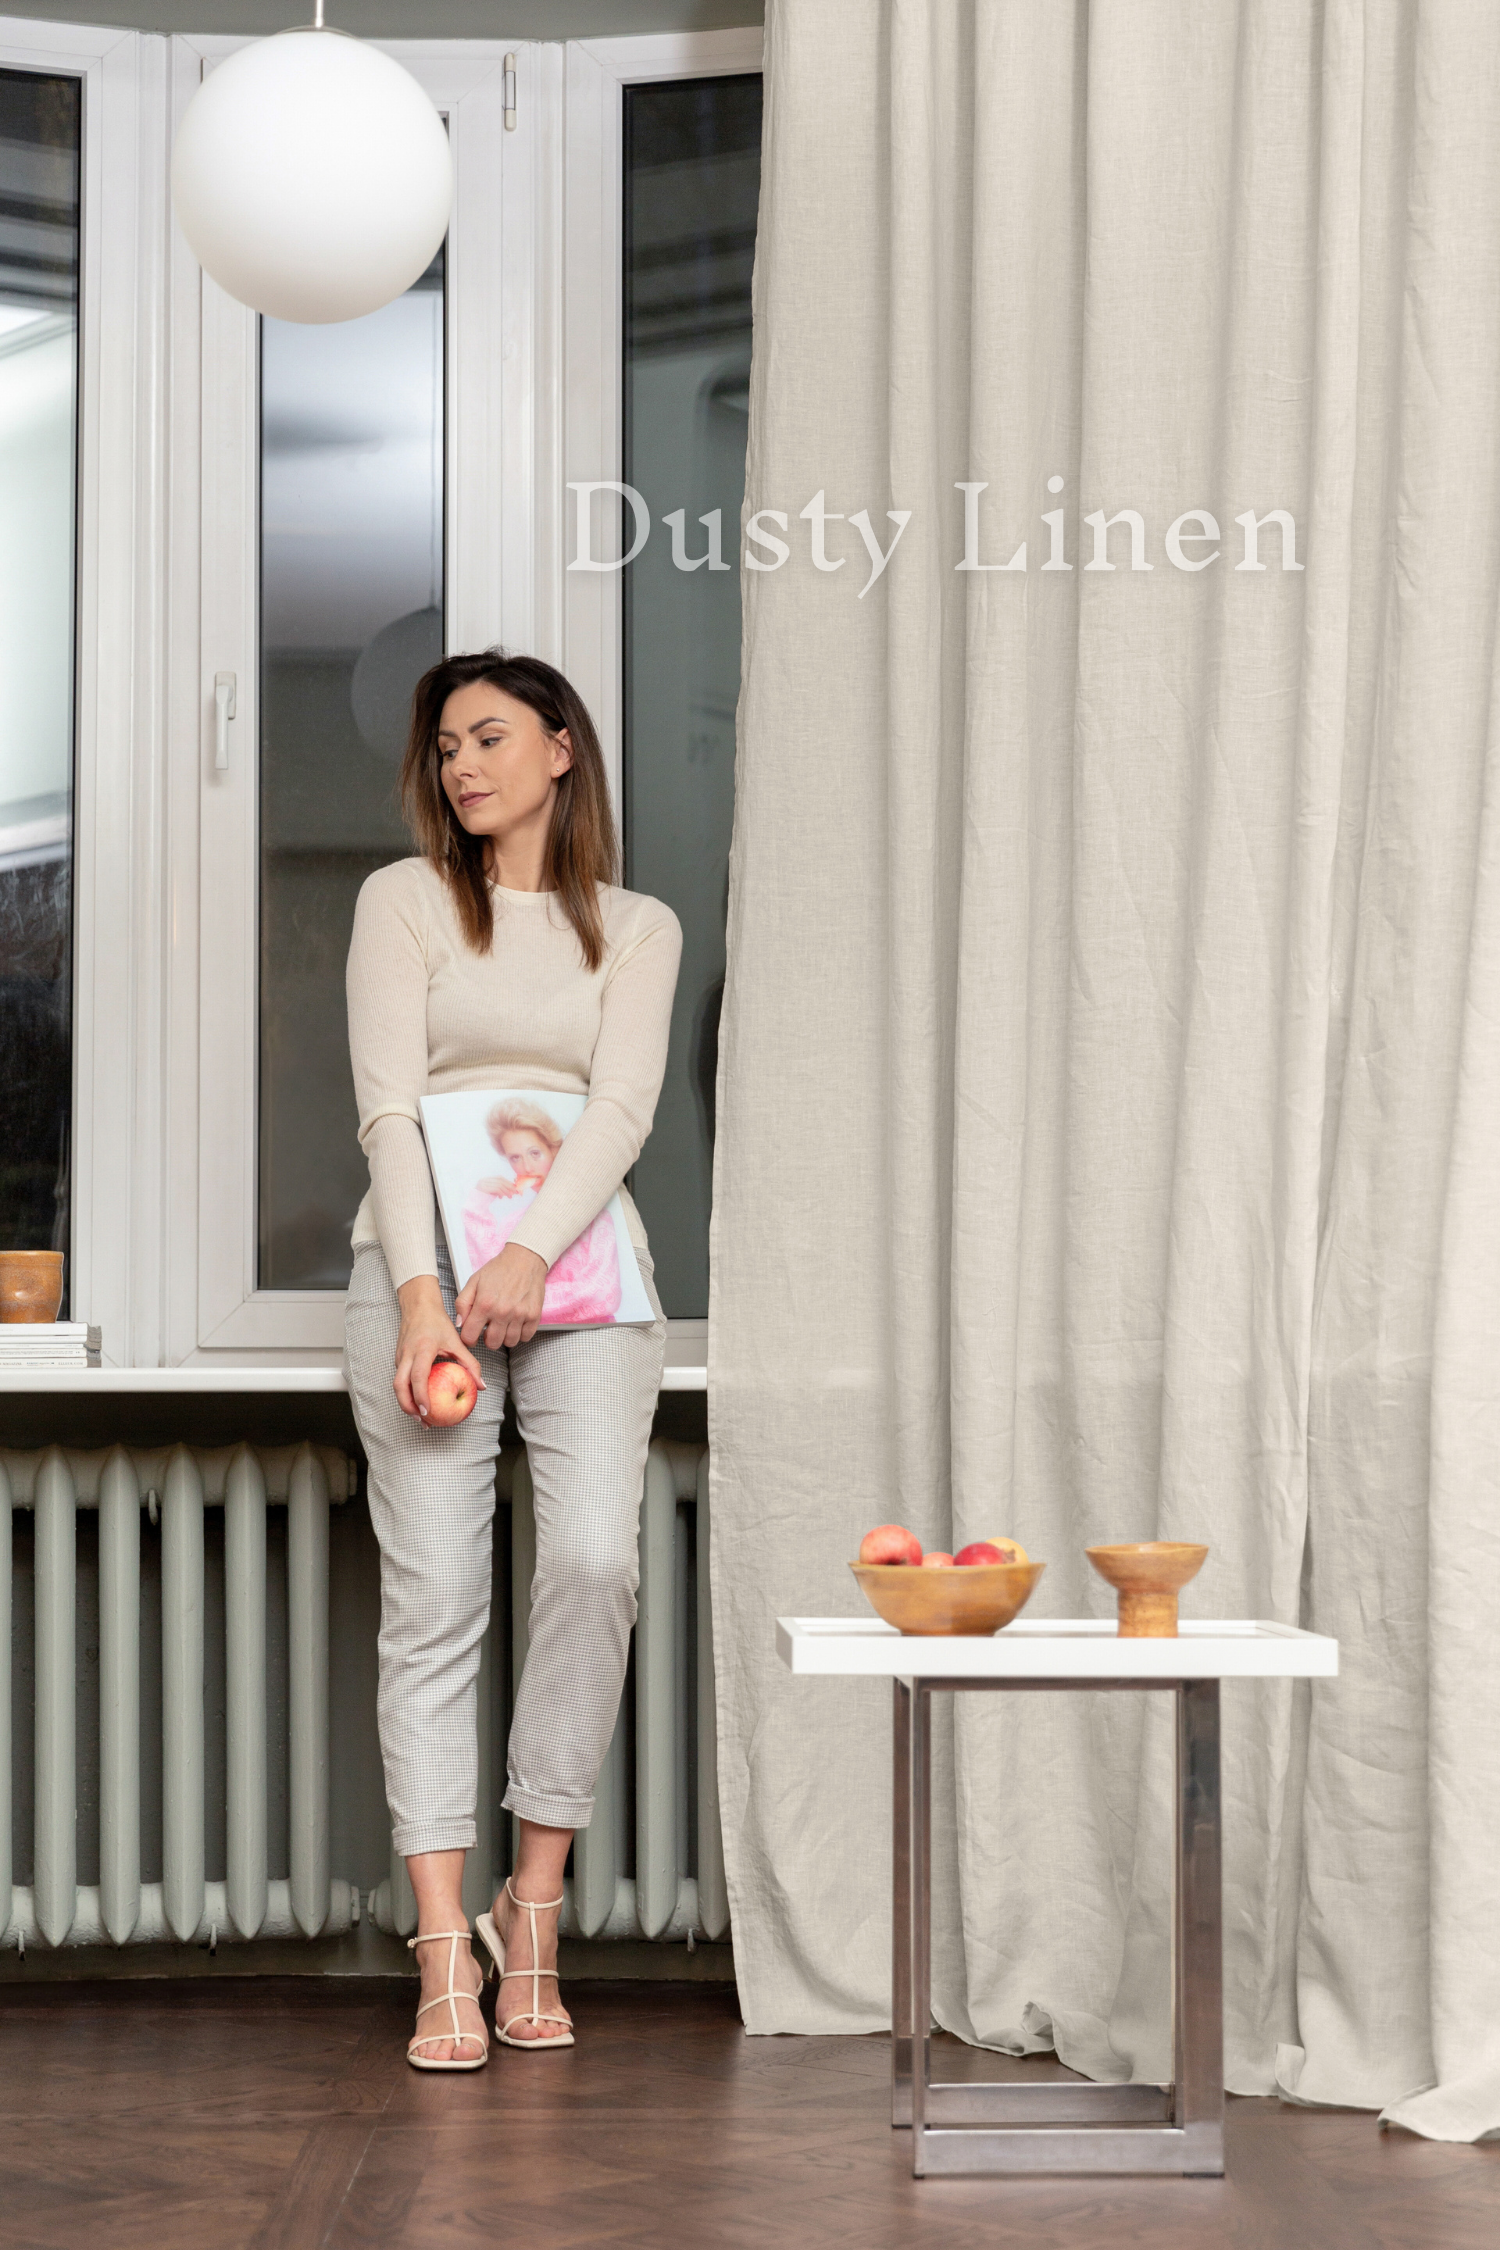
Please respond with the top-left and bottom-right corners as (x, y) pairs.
(491, 1883), (572, 2044)
(409, 1931), (487, 2065)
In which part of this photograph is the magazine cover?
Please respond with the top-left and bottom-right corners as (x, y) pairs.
(417, 1088), (655, 1328)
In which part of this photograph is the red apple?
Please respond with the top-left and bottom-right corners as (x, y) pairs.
(953, 1540), (1006, 1567)
(921, 1551), (955, 1570)
(425, 1354), (478, 1427)
(858, 1524), (923, 1567)
(979, 1537), (1028, 1566)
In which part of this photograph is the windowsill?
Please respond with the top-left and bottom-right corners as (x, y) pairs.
(0, 1364), (708, 1393)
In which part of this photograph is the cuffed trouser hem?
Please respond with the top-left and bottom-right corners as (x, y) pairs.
(393, 1820), (477, 1858)
(503, 1784), (595, 1830)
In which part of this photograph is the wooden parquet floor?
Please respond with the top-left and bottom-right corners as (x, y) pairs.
(1, 1976), (1496, 2250)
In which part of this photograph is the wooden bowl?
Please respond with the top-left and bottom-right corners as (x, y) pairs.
(1085, 1542), (1208, 1637)
(0, 1250), (64, 1324)
(850, 1559), (1045, 1637)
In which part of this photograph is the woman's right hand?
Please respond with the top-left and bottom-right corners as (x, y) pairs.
(393, 1275), (486, 1422)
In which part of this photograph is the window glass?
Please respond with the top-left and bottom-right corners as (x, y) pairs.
(0, 69), (80, 1301)
(258, 251), (445, 1290)
(623, 74), (762, 1320)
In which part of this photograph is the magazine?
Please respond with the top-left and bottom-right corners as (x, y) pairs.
(417, 1088), (655, 1328)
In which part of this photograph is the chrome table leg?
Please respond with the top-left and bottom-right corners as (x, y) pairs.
(1174, 1676), (1225, 2175)
(894, 1674), (1226, 2177)
(892, 1678), (912, 2126)
(909, 1681), (933, 2169)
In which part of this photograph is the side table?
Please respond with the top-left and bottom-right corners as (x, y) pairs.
(776, 1616), (1338, 2177)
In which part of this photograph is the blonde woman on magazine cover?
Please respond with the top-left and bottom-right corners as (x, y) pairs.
(462, 1097), (624, 1323)
(343, 649), (681, 2068)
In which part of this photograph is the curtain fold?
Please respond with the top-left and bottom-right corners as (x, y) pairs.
(708, 0), (1500, 2139)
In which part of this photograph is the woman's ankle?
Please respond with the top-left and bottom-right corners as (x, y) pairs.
(501, 1820), (573, 1910)
(506, 1878), (562, 1905)
(406, 1847), (471, 1938)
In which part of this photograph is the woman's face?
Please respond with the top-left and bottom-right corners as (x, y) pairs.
(437, 682), (573, 848)
(499, 1128), (555, 1182)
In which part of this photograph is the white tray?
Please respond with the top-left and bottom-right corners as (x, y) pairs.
(776, 1615), (1339, 1680)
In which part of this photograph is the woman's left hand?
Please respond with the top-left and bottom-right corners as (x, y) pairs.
(454, 1241), (548, 1349)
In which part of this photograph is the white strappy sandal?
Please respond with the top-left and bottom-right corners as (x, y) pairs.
(405, 1928), (489, 2071)
(475, 1879), (575, 2050)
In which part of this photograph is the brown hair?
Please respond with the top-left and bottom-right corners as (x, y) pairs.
(399, 649), (619, 970)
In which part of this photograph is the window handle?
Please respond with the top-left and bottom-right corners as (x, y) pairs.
(214, 672), (237, 771)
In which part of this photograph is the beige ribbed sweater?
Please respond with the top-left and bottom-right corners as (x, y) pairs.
(345, 856), (682, 1290)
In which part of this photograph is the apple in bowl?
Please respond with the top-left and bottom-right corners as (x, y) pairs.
(954, 1538), (1029, 1568)
(858, 1524), (923, 1567)
(425, 1354), (478, 1427)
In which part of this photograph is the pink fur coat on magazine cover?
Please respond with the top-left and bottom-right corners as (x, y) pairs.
(461, 1182), (623, 1325)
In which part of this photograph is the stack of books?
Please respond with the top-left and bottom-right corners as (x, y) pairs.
(0, 1321), (101, 1370)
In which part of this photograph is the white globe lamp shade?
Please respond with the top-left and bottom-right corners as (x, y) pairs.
(171, 27), (453, 324)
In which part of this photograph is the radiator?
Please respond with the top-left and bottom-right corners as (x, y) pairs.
(1, 1435), (726, 1954)
(0, 1441), (359, 1951)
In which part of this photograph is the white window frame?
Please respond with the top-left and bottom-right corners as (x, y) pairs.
(561, 32), (761, 1371)
(0, 18), (162, 1370)
(36, 21), (759, 1367)
(167, 35), (554, 1361)
(561, 30), (763, 812)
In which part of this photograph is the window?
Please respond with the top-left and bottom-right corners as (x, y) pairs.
(623, 73), (762, 1321)
(258, 250), (446, 1291)
(561, 29), (762, 1362)
(189, 39), (514, 1355)
(26, 25), (761, 1365)
(0, 66), (79, 1296)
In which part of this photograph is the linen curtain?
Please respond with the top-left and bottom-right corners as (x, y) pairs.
(708, 0), (1500, 2141)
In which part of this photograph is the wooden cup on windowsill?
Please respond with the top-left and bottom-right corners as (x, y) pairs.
(1085, 1541), (1208, 1637)
(0, 1250), (65, 1323)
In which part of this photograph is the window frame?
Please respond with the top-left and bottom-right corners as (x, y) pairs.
(563, 31), (761, 1369)
(562, 30), (763, 812)
(50, 22), (760, 1368)
(168, 35), (545, 1360)
(0, 19), (160, 1368)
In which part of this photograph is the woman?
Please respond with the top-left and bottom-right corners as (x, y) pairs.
(343, 650), (681, 2067)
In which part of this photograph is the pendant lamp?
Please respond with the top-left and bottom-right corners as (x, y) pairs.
(171, 4), (453, 325)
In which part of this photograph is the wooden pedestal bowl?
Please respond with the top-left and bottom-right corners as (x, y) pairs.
(850, 1559), (1045, 1637)
(1085, 1542), (1208, 1637)
(0, 1250), (64, 1324)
